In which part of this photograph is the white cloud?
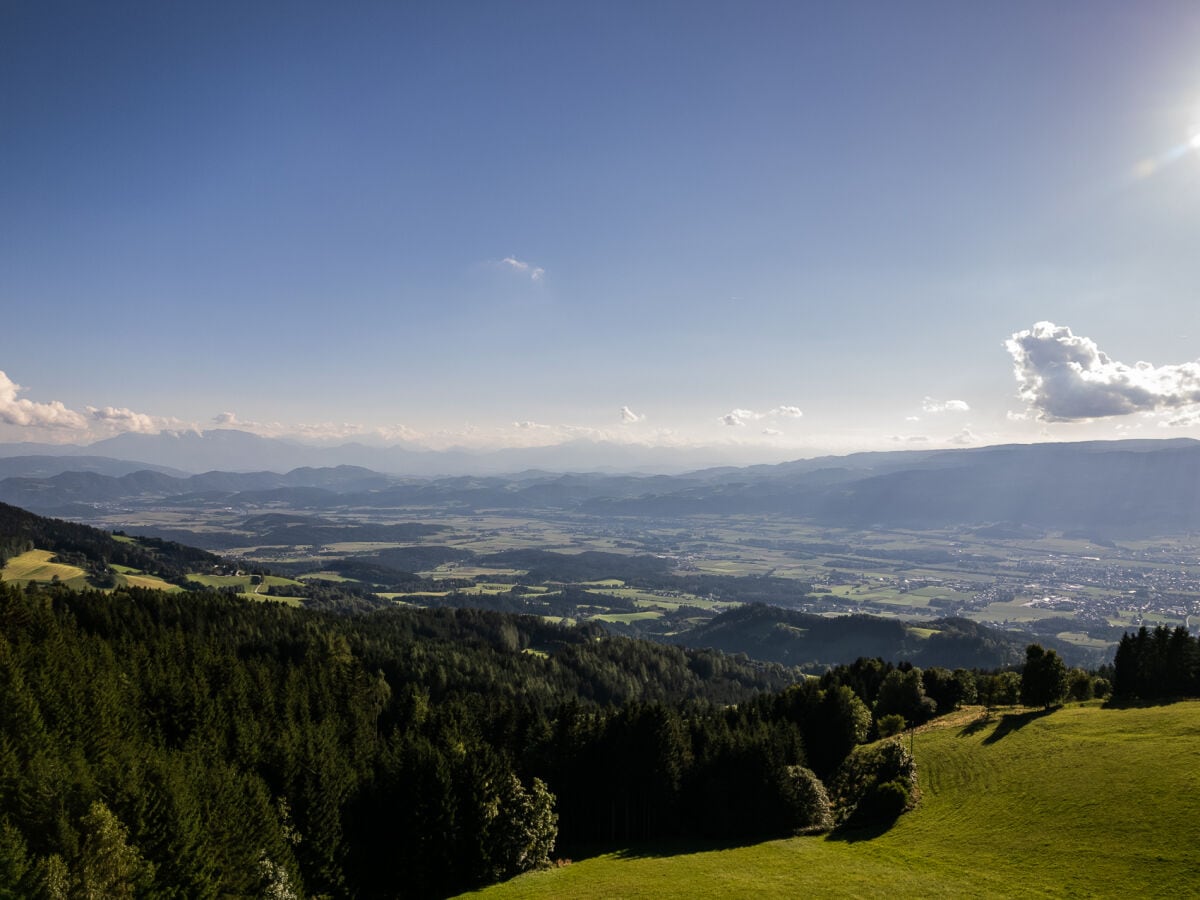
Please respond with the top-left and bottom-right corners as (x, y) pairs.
(620, 406), (645, 424)
(948, 428), (979, 445)
(922, 397), (970, 413)
(213, 411), (238, 426)
(720, 405), (802, 427)
(500, 256), (545, 282)
(1006, 322), (1200, 421)
(761, 428), (782, 436)
(0, 370), (88, 430)
(905, 415), (921, 422)
(87, 406), (170, 435)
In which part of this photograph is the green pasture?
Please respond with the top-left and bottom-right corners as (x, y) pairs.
(967, 599), (1067, 624)
(120, 573), (182, 591)
(466, 701), (1200, 899)
(589, 611), (663, 624)
(300, 572), (361, 583)
(431, 567), (526, 579)
(1055, 631), (1114, 649)
(186, 573), (305, 590)
(1, 550), (91, 589)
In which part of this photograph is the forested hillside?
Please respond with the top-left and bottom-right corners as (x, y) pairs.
(0, 582), (923, 898)
(0, 501), (220, 582)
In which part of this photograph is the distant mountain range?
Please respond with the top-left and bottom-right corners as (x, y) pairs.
(0, 429), (779, 476)
(2, 436), (1199, 538)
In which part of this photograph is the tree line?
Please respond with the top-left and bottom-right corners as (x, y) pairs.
(1112, 625), (1199, 699)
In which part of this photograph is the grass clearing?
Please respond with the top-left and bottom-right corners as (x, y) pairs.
(118, 573), (182, 591)
(186, 573), (305, 590)
(466, 701), (1200, 899)
(1, 549), (91, 589)
(589, 611), (663, 624)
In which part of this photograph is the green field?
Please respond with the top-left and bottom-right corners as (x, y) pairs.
(108, 564), (183, 592)
(186, 573), (305, 590)
(465, 702), (1200, 899)
(1, 549), (91, 589)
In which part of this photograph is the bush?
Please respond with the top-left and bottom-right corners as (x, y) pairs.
(876, 714), (906, 738)
(849, 779), (910, 826)
(830, 740), (918, 828)
(784, 766), (833, 833)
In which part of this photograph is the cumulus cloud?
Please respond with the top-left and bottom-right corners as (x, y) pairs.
(720, 405), (802, 427)
(213, 411), (238, 426)
(0, 370), (87, 430)
(500, 256), (545, 282)
(87, 406), (167, 434)
(948, 428), (979, 445)
(1006, 322), (1200, 422)
(620, 406), (645, 424)
(922, 397), (970, 413)
(720, 409), (755, 426)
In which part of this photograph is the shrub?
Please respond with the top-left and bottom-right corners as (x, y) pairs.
(849, 779), (910, 826)
(876, 714), (906, 738)
(784, 766), (833, 833)
(830, 739), (918, 828)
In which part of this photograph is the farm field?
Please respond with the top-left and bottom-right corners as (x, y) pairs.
(82, 500), (1200, 652)
(466, 701), (1200, 899)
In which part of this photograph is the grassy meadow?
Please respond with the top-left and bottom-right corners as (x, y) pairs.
(1, 549), (91, 589)
(465, 701), (1200, 899)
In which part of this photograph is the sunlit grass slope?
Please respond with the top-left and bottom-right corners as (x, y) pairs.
(0, 549), (90, 588)
(467, 702), (1200, 899)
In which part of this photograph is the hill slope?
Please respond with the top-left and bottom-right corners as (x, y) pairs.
(468, 701), (1200, 899)
(0, 500), (222, 582)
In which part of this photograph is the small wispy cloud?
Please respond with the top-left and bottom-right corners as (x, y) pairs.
(720, 405), (803, 427)
(620, 406), (645, 424)
(500, 256), (545, 282)
(1006, 321), (1200, 421)
(922, 397), (970, 413)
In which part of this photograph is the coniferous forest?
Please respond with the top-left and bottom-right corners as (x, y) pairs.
(0, 582), (921, 899)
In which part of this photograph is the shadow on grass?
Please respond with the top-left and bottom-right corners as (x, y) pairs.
(823, 816), (901, 844)
(1102, 696), (1192, 710)
(957, 713), (994, 737)
(562, 834), (775, 863)
(977, 707), (1057, 744)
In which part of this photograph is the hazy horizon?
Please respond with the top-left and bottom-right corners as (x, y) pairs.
(5, 3), (1200, 459)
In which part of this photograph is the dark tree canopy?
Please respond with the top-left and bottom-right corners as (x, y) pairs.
(1020, 644), (1068, 709)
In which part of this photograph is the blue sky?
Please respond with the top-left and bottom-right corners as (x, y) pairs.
(4, 1), (1200, 458)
